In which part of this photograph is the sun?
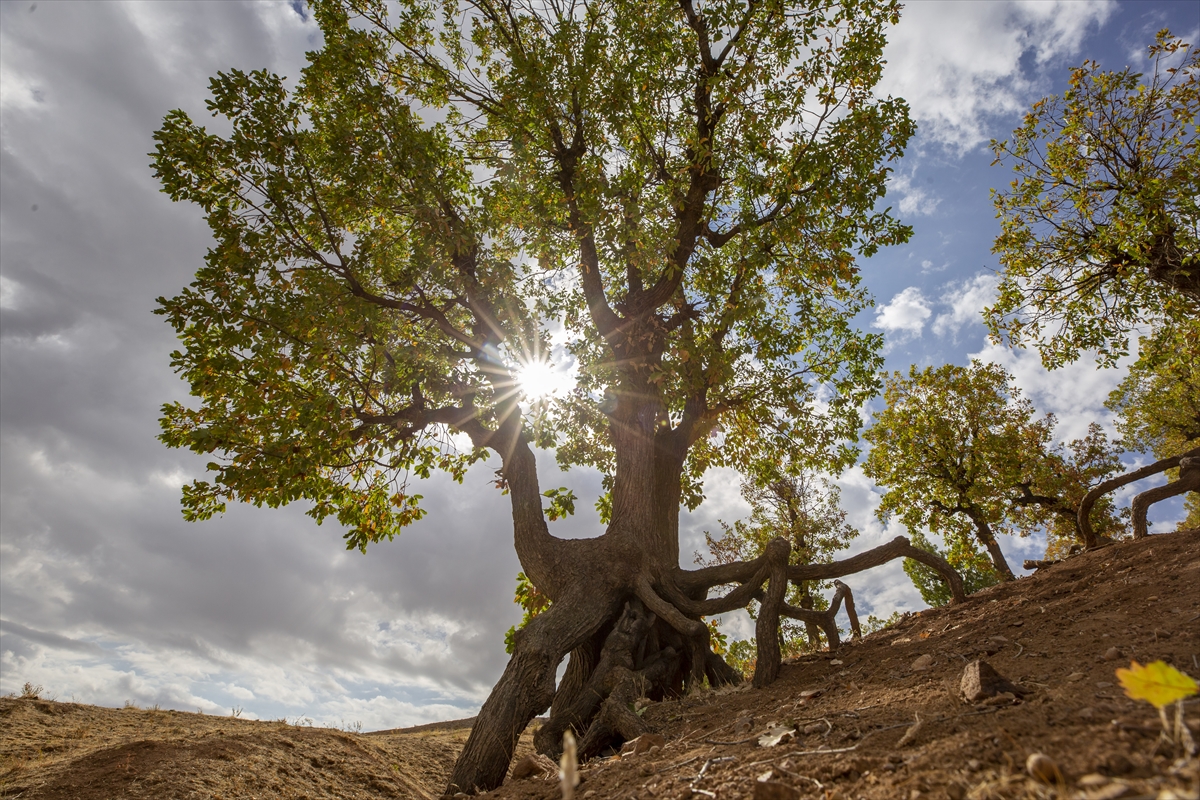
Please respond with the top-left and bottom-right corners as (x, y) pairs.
(516, 359), (574, 400)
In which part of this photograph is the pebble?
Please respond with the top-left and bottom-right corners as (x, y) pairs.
(960, 660), (1026, 702)
(621, 733), (665, 756)
(1066, 672), (1086, 682)
(1103, 646), (1123, 661)
(1078, 773), (1109, 788)
(911, 654), (934, 671)
(509, 754), (542, 780)
(1026, 752), (1063, 784)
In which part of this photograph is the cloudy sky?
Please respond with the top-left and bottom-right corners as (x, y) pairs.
(1, 0), (1196, 729)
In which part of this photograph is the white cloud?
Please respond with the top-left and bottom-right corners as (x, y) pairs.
(873, 286), (931, 344)
(0, 276), (17, 309)
(889, 171), (941, 217)
(970, 341), (1127, 444)
(880, 0), (1115, 151)
(931, 273), (999, 339)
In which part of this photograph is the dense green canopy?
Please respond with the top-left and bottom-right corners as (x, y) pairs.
(988, 31), (1199, 368)
(153, 0), (913, 555)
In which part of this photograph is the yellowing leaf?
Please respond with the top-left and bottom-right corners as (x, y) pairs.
(1116, 660), (1198, 709)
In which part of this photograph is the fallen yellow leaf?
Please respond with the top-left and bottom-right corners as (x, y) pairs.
(1115, 660), (1198, 709)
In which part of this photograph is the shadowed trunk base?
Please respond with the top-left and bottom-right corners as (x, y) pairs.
(444, 534), (965, 796)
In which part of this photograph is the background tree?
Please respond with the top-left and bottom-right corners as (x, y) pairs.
(152, 0), (921, 790)
(987, 31), (1199, 369)
(1106, 318), (1200, 530)
(863, 361), (1123, 582)
(902, 530), (998, 607)
(698, 468), (859, 659)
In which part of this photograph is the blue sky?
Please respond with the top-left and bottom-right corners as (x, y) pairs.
(1, 0), (1196, 730)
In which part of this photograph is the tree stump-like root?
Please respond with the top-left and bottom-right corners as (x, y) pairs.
(445, 535), (965, 795)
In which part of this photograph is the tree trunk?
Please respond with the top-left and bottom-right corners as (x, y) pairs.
(966, 512), (1014, 581)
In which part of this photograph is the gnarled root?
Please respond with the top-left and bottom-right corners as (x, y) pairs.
(452, 535), (967, 794)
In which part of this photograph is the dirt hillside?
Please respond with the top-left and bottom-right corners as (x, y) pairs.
(2, 530), (1197, 800)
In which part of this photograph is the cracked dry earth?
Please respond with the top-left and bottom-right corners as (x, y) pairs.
(2, 531), (1198, 800)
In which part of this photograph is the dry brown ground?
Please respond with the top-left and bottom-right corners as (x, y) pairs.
(2, 530), (1197, 800)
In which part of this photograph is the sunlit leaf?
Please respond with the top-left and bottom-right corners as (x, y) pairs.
(1116, 660), (1199, 709)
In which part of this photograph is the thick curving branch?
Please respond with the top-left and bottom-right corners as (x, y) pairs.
(786, 536), (966, 604)
(1131, 457), (1200, 539)
(1078, 446), (1200, 547)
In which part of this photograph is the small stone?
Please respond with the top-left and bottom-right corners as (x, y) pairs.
(1026, 753), (1063, 784)
(803, 723), (825, 735)
(509, 754), (542, 780)
(1096, 681), (1113, 689)
(911, 654), (934, 671)
(1103, 646), (1122, 661)
(989, 635), (1009, 644)
(960, 660), (1027, 702)
(1066, 672), (1087, 682)
(734, 715), (754, 735)
(1077, 706), (1096, 719)
(753, 781), (800, 800)
(621, 733), (666, 756)
(965, 759), (981, 772)
(798, 689), (823, 699)
(1078, 773), (1109, 788)
(830, 659), (843, 666)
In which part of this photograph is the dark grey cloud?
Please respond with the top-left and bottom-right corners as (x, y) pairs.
(0, 0), (534, 726)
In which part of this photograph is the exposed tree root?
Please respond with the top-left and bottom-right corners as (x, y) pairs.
(447, 534), (966, 795)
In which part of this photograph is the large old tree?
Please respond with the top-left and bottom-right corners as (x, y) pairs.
(153, 0), (960, 792)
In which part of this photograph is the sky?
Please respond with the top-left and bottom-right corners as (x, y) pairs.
(1, 0), (1196, 730)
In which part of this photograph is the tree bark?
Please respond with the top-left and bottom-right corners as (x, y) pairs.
(752, 538), (791, 688)
(1131, 457), (1200, 539)
(966, 511), (1014, 581)
(446, 587), (619, 794)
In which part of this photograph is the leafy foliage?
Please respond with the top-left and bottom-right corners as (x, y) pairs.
(863, 362), (1124, 579)
(1106, 318), (1200, 531)
(698, 468), (858, 650)
(902, 530), (998, 608)
(504, 572), (551, 654)
(153, 0), (915, 551)
(988, 30), (1200, 368)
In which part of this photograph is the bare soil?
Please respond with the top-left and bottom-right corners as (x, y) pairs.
(2, 530), (1198, 800)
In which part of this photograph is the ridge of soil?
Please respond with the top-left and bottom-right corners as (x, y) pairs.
(2, 530), (1197, 800)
